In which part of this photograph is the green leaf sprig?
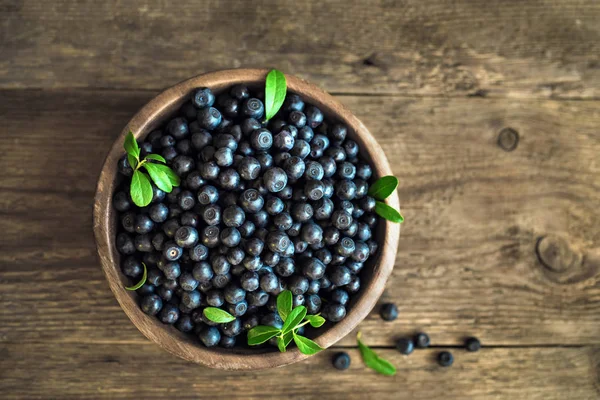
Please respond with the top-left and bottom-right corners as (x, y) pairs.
(123, 131), (180, 207)
(247, 290), (325, 355)
(368, 176), (404, 223)
(264, 69), (287, 121)
(357, 332), (397, 376)
(125, 262), (147, 291)
(203, 307), (236, 323)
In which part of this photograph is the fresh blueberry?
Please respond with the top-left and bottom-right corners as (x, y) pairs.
(332, 352), (351, 370)
(380, 303), (398, 321)
(415, 332), (430, 349)
(437, 351), (454, 367)
(140, 294), (163, 316)
(192, 88), (215, 109)
(242, 98), (264, 119)
(396, 338), (414, 355)
(322, 303), (346, 322)
(198, 326), (221, 347)
(465, 337), (481, 352)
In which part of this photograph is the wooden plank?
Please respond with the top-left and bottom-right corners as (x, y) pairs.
(1, 344), (598, 400)
(1, 1), (600, 98)
(1, 89), (599, 347)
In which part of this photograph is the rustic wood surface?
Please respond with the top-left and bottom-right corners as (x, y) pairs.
(1, 0), (600, 398)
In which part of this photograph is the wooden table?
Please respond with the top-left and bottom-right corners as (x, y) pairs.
(1, 1), (599, 399)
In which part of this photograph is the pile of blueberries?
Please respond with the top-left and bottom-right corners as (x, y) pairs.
(113, 85), (380, 349)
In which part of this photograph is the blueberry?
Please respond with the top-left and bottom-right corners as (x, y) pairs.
(396, 338), (414, 355)
(162, 261), (182, 280)
(238, 220), (256, 238)
(204, 290), (224, 307)
(314, 248), (332, 265)
(283, 156), (306, 180)
(415, 332), (430, 349)
(329, 123), (347, 143)
(300, 223), (323, 245)
(122, 256), (143, 278)
(326, 145), (346, 162)
(304, 180), (325, 201)
(343, 139), (359, 158)
(238, 270), (258, 292)
(273, 130), (295, 151)
(367, 240), (378, 256)
(345, 275), (361, 293)
(220, 318), (243, 338)
(260, 272), (280, 293)
(141, 294), (163, 315)
(200, 204), (220, 226)
(178, 269), (200, 291)
(304, 161), (324, 180)
(196, 107), (222, 130)
(152, 232), (166, 251)
(305, 105), (324, 128)
(265, 231), (291, 254)
(263, 167), (288, 193)
(174, 226), (199, 248)
(302, 258), (326, 280)
(220, 227), (241, 248)
(346, 261), (363, 275)
(255, 153), (274, 169)
(251, 210), (269, 228)
(237, 156), (261, 180)
(332, 210), (353, 230)
(305, 294), (322, 314)
(211, 271), (231, 289)
(240, 189), (264, 213)
(157, 302), (180, 324)
(167, 117), (189, 139)
(211, 254), (231, 275)
(362, 210), (377, 226)
(199, 145), (216, 163)
(330, 254), (346, 266)
(437, 351), (454, 367)
(160, 135), (176, 148)
(335, 180), (357, 200)
(330, 289), (350, 306)
(224, 284), (246, 304)
(149, 203), (169, 223)
(227, 300), (248, 317)
(175, 314), (195, 333)
(332, 352), (351, 370)
(293, 238), (308, 253)
(260, 312), (283, 329)
(242, 314), (260, 332)
(322, 179), (335, 198)
(134, 234), (153, 252)
(265, 196), (284, 215)
(286, 109), (305, 128)
(116, 233), (136, 255)
(284, 94), (304, 112)
(263, 250), (281, 267)
(286, 221), (302, 237)
(242, 98), (264, 119)
(201, 225), (220, 248)
(291, 202), (313, 223)
(198, 326), (221, 347)
(288, 275), (309, 295)
(134, 214), (154, 234)
(247, 290), (269, 307)
(322, 303), (346, 322)
(465, 337), (481, 352)
(350, 240), (369, 262)
(192, 88), (215, 109)
(120, 212), (136, 234)
(329, 264), (352, 286)
(380, 303), (398, 321)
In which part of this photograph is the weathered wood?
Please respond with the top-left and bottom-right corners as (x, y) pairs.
(1, 344), (598, 400)
(1, 89), (599, 349)
(1, 1), (600, 98)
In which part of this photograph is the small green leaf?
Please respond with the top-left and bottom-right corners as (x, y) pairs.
(283, 331), (293, 347)
(368, 176), (399, 200)
(305, 314), (326, 328)
(152, 163), (181, 188)
(125, 262), (147, 290)
(127, 154), (138, 170)
(264, 69), (287, 121)
(124, 131), (140, 159)
(130, 170), (153, 207)
(203, 307), (235, 323)
(277, 290), (293, 322)
(374, 201), (404, 223)
(293, 332), (323, 355)
(277, 335), (287, 352)
(282, 306), (307, 335)
(143, 163), (173, 193)
(145, 154), (166, 164)
(247, 325), (282, 346)
(357, 332), (397, 376)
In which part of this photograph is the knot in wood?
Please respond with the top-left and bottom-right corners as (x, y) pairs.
(536, 236), (579, 272)
(497, 127), (519, 151)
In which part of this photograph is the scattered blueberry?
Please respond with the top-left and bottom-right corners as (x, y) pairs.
(437, 351), (454, 367)
(396, 338), (414, 355)
(415, 332), (430, 349)
(465, 337), (481, 352)
(379, 303), (398, 321)
(332, 352), (351, 370)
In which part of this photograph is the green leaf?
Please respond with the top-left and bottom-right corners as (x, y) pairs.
(305, 314), (326, 328)
(277, 290), (293, 322)
(152, 163), (181, 188)
(123, 131), (140, 159)
(127, 154), (138, 170)
(282, 306), (307, 335)
(264, 69), (287, 121)
(143, 163), (173, 193)
(357, 332), (397, 376)
(203, 307), (235, 323)
(374, 201), (404, 223)
(145, 154), (166, 164)
(293, 332), (323, 355)
(368, 176), (399, 200)
(130, 170), (153, 207)
(125, 262), (147, 290)
(247, 325), (282, 346)
(277, 335), (287, 352)
(283, 331), (293, 347)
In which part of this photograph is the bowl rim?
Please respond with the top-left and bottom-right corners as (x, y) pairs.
(93, 68), (400, 370)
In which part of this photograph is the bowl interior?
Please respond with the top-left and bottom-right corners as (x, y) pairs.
(94, 69), (400, 369)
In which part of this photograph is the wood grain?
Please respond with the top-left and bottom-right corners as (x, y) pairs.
(1, 344), (599, 400)
(1, 0), (600, 98)
(1, 89), (599, 350)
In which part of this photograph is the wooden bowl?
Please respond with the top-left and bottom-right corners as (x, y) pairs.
(93, 69), (400, 370)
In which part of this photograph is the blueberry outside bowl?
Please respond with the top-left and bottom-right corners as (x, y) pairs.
(93, 69), (401, 370)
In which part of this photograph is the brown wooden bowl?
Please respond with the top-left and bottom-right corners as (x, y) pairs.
(93, 69), (400, 370)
